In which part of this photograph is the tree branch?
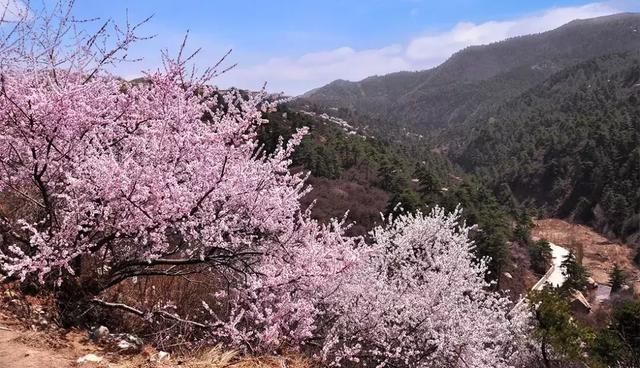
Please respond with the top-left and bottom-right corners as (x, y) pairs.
(91, 298), (211, 329)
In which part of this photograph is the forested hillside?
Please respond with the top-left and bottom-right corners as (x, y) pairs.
(259, 107), (455, 234)
(259, 107), (540, 293)
(460, 52), (640, 245)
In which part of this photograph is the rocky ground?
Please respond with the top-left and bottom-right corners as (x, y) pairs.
(0, 314), (175, 368)
(0, 287), (313, 368)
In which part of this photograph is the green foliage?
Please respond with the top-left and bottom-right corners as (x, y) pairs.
(530, 290), (640, 367)
(611, 301), (640, 354)
(376, 159), (409, 193)
(385, 189), (421, 218)
(590, 329), (632, 367)
(529, 239), (552, 275)
(609, 263), (627, 292)
(529, 289), (592, 365)
(414, 162), (440, 196)
(590, 301), (640, 367)
(560, 251), (590, 292)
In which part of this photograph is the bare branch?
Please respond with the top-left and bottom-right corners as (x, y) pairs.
(91, 298), (211, 329)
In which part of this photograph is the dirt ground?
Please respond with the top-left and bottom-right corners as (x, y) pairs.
(0, 327), (75, 367)
(532, 218), (640, 296)
(0, 314), (163, 368)
(0, 311), (312, 368)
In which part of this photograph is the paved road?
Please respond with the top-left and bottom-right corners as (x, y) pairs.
(511, 242), (569, 313)
(544, 243), (570, 288)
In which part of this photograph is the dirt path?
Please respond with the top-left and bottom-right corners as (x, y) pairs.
(0, 326), (75, 367)
(0, 316), (144, 368)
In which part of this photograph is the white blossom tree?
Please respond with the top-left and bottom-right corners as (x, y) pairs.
(320, 207), (532, 367)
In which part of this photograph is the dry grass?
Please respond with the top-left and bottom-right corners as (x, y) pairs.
(184, 346), (317, 368)
(228, 355), (316, 368)
(183, 346), (238, 368)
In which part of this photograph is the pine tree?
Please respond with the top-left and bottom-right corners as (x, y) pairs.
(530, 289), (590, 366)
(529, 239), (552, 275)
(609, 263), (627, 292)
(561, 251), (589, 292)
(414, 164), (439, 196)
(385, 189), (421, 217)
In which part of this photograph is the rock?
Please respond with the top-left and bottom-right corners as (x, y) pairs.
(89, 325), (110, 342)
(115, 333), (144, 354)
(151, 351), (170, 362)
(77, 354), (103, 364)
(503, 272), (513, 279)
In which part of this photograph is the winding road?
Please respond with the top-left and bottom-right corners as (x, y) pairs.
(511, 242), (569, 313)
(534, 243), (570, 290)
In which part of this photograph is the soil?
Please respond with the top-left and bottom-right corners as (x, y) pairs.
(0, 306), (168, 368)
(532, 218), (640, 296)
(0, 328), (70, 367)
(0, 308), (310, 368)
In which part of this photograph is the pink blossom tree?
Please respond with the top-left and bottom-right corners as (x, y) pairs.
(0, 0), (361, 351)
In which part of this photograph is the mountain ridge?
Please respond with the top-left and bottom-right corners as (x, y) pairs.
(300, 12), (640, 132)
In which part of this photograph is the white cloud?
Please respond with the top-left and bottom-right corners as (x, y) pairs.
(216, 45), (410, 94)
(406, 2), (618, 62)
(214, 2), (621, 95)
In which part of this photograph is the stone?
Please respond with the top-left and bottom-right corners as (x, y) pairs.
(77, 354), (103, 364)
(115, 333), (144, 354)
(151, 351), (170, 362)
(89, 325), (110, 342)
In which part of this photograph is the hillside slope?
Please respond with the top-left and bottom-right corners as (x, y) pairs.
(460, 52), (640, 244)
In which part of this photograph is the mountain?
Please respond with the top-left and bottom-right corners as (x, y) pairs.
(301, 13), (640, 134)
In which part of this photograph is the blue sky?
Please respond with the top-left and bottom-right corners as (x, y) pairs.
(67, 0), (640, 95)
